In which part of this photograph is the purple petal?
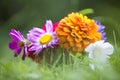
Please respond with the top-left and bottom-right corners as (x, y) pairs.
(45, 20), (53, 32)
(11, 29), (24, 40)
(29, 46), (36, 51)
(26, 20), (58, 56)
(9, 32), (21, 41)
(14, 48), (22, 57)
(29, 27), (45, 34)
(34, 48), (42, 55)
(95, 21), (106, 41)
(22, 46), (28, 60)
(9, 41), (19, 50)
(27, 34), (39, 43)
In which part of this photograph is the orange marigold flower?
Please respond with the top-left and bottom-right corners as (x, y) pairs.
(55, 12), (101, 53)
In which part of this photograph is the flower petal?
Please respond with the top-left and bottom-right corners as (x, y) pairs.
(45, 20), (53, 32)
(34, 48), (42, 55)
(11, 29), (24, 40)
(22, 46), (28, 60)
(27, 34), (39, 43)
(9, 41), (19, 50)
(42, 22), (59, 31)
(27, 20), (58, 55)
(9, 32), (21, 41)
(95, 21), (106, 41)
(14, 48), (22, 57)
(101, 42), (114, 55)
(29, 27), (45, 34)
(85, 43), (95, 53)
(85, 40), (114, 60)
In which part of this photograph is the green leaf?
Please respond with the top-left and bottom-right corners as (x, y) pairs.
(78, 8), (94, 15)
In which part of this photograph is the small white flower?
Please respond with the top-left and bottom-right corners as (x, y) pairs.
(85, 40), (114, 70)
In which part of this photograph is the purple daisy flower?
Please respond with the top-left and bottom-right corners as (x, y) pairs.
(9, 29), (28, 60)
(27, 20), (58, 55)
(95, 21), (107, 41)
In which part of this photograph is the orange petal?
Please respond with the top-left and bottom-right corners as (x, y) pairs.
(63, 27), (70, 32)
(69, 41), (75, 47)
(67, 35), (74, 42)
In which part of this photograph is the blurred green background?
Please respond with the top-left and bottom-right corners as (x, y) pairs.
(0, 0), (120, 61)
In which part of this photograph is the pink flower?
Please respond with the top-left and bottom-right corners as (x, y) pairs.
(27, 20), (58, 55)
(42, 22), (59, 31)
(9, 29), (28, 60)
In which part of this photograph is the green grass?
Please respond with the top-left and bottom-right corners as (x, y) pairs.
(0, 41), (120, 80)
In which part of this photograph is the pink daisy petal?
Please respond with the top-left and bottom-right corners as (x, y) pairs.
(29, 27), (45, 34)
(45, 20), (53, 32)
(42, 22), (59, 31)
(27, 20), (58, 55)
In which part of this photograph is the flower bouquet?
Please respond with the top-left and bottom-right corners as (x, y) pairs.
(9, 9), (114, 70)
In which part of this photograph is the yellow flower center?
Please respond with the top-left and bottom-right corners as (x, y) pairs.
(18, 41), (24, 47)
(40, 35), (53, 45)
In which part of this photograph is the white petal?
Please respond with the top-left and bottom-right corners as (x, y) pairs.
(85, 43), (95, 53)
(86, 40), (114, 61)
(101, 42), (114, 55)
(45, 20), (53, 32)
